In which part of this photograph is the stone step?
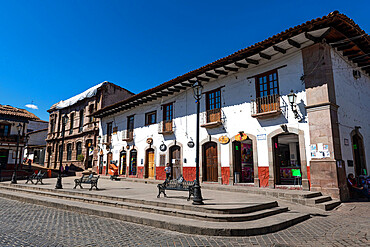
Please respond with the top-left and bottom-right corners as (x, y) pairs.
(0, 183), (279, 215)
(0, 184), (287, 222)
(314, 200), (341, 211)
(0, 188), (310, 236)
(306, 196), (332, 205)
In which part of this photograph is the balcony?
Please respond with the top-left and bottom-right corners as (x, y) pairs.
(201, 108), (222, 128)
(158, 120), (174, 135)
(251, 94), (281, 119)
(122, 129), (134, 142)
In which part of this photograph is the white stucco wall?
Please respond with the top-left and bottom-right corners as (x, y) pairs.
(332, 49), (370, 175)
(98, 48), (310, 180)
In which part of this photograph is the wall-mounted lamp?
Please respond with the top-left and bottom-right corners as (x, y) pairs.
(287, 90), (302, 121)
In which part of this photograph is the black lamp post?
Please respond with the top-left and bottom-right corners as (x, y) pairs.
(55, 114), (68, 189)
(192, 80), (204, 205)
(11, 123), (23, 184)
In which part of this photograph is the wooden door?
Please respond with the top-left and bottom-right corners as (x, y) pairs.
(272, 136), (280, 185)
(170, 146), (181, 179)
(204, 142), (218, 182)
(148, 150), (155, 179)
(107, 152), (112, 175)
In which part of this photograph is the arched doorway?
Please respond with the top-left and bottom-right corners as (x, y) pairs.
(169, 145), (181, 179)
(119, 150), (127, 175)
(352, 132), (367, 176)
(145, 148), (155, 179)
(203, 142), (218, 182)
(129, 149), (137, 176)
(272, 133), (301, 185)
(232, 138), (254, 183)
(106, 152), (112, 175)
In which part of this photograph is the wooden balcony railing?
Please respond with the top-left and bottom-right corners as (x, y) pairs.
(122, 129), (134, 141)
(158, 120), (173, 134)
(201, 108), (222, 128)
(251, 94), (281, 118)
(0, 135), (25, 143)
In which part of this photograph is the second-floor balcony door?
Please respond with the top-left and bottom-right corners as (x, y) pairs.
(206, 89), (221, 123)
(163, 103), (173, 132)
(256, 70), (279, 114)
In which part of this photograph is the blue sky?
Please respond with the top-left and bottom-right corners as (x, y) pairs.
(0, 0), (369, 121)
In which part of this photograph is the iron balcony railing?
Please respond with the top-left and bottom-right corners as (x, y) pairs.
(251, 94), (281, 115)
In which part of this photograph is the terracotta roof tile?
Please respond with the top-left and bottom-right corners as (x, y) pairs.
(0, 104), (40, 120)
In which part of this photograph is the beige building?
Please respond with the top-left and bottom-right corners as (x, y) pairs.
(45, 82), (133, 172)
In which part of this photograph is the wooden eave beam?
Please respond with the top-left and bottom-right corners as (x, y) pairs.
(197, 76), (210, 82)
(259, 52), (271, 60)
(273, 45), (286, 54)
(214, 69), (228, 75)
(174, 85), (187, 90)
(343, 50), (361, 56)
(331, 41), (351, 48)
(352, 57), (370, 63)
(205, 72), (219, 78)
(305, 32), (320, 43)
(246, 58), (259, 65)
(288, 38), (301, 48)
(223, 65), (238, 72)
(357, 62), (370, 67)
(168, 87), (180, 92)
(336, 43), (356, 51)
(234, 62), (249, 68)
(162, 90), (174, 95)
(181, 81), (192, 87)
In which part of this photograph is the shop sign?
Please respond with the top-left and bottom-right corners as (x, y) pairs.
(235, 133), (248, 141)
(187, 141), (195, 148)
(146, 138), (153, 144)
(257, 134), (266, 140)
(160, 144), (167, 152)
(218, 136), (229, 144)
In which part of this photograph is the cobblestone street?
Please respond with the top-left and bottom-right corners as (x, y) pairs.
(0, 198), (368, 247)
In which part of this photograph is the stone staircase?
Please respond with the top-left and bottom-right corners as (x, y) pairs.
(116, 177), (342, 211)
(0, 183), (310, 236)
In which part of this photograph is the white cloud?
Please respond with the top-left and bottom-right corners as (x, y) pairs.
(25, 104), (38, 110)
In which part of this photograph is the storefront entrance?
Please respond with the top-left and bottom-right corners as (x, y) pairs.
(129, 149), (137, 176)
(272, 133), (301, 185)
(352, 133), (367, 176)
(169, 145), (181, 179)
(232, 139), (254, 183)
(0, 149), (8, 169)
(119, 150), (126, 175)
(203, 142), (218, 182)
(145, 149), (155, 179)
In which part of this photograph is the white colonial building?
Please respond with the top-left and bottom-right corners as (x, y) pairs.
(93, 11), (370, 200)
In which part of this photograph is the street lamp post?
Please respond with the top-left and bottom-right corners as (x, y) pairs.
(55, 114), (68, 189)
(11, 123), (23, 184)
(192, 80), (204, 205)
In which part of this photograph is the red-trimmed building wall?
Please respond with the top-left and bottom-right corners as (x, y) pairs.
(258, 167), (269, 187)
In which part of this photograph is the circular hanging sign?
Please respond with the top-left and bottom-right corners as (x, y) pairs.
(218, 136), (230, 144)
(235, 133), (248, 141)
(146, 138), (153, 144)
(187, 141), (195, 148)
(160, 144), (167, 152)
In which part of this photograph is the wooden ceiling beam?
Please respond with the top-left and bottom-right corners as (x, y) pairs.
(288, 38), (301, 48)
(174, 85), (187, 90)
(357, 62), (370, 67)
(273, 45), (286, 54)
(331, 41), (351, 48)
(168, 87), (180, 92)
(234, 62), (248, 68)
(223, 65), (238, 72)
(214, 69), (228, 75)
(259, 52), (271, 60)
(205, 72), (219, 78)
(246, 58), (259, 65)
